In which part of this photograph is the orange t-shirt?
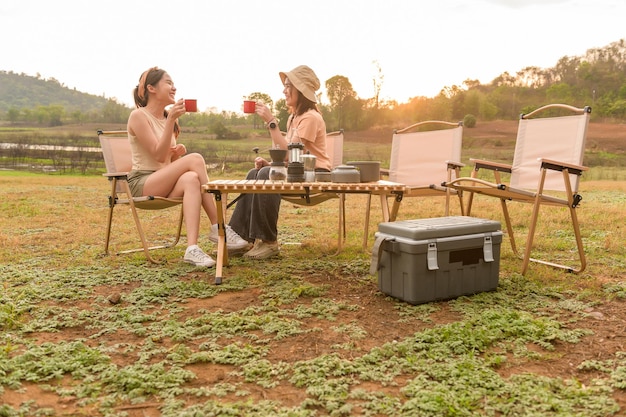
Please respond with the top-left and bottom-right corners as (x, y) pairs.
(286, 109), (331, 171)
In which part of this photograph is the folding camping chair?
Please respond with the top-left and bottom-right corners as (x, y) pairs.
(444, 104), (591, 274)
(362, 120), (465, 248)
(98, 130), (184, 263)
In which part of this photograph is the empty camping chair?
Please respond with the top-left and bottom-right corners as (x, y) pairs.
(444, 104), (591, 274)
(363, 120), (465, 248)
(98, 130), (183, 263)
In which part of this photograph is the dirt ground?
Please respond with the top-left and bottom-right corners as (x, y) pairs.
(9, 271), (624, 416)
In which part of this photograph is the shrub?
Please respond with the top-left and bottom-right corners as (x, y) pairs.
(463, 114), (477, 128)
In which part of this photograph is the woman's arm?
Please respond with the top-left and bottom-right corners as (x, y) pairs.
(255, 103), (289, 150)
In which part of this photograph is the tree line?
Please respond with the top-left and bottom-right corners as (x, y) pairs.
(2, 39), (624, 135)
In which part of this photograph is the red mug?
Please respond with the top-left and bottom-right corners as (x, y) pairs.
(243, 100), (256, 114)
(184, 99), (198, 112)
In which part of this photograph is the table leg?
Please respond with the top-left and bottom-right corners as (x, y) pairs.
(337, 194), (345, 252)
(379, 193), (391, 222)
(212, 191), (229, 285)
(362, 195), (372, 250)
(389, 192), (403, 221)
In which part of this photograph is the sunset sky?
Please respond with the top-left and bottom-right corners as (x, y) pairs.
(1, 0), (624, 113)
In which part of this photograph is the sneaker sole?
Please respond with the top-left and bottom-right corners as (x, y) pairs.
(184, 259), (216, 268)
(212, 245), (252, 258)
(243, 250), (280, 260)
(209, 238), (252, 251)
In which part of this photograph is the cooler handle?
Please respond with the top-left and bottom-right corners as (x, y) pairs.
(427, 240), (439, 270)
(483, 234), (494, 263)
(370, 235), (393, 275)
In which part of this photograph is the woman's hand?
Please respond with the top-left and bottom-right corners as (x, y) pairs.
(254, 156), (269, 170)
(168, 99), (186, 120)
(255, 102), (273, 123)
(171, 144), (186, 160)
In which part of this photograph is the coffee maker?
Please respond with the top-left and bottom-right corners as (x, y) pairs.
(268, 148), (287, 181)
(301, 155), (316, 182)
(287, 142), (305, 182)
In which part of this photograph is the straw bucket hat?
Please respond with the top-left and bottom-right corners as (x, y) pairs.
(279, 65), (320, 103)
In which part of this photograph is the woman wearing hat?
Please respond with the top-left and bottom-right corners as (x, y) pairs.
(229, 65), (331, 259)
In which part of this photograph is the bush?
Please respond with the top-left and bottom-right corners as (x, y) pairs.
(463, 114), (476, 128)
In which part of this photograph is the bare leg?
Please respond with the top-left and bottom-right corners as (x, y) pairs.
(142, 153), (218, 246)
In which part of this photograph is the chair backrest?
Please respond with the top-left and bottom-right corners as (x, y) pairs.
(326, 129), (344, 168)
(388, 121), (463, 186)
(98, 130), (132, 174)
(98, 130), (132, 195)
(510, 104), (591, 192)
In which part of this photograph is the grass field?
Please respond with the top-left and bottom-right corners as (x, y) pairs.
(0, 121), (625, 416)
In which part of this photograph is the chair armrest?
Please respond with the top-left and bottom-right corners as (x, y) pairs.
(103, 172), (129, 178)
(446, 160), (465, 169)
(540, 158), (588, 176)
(469, 158), (512, 173)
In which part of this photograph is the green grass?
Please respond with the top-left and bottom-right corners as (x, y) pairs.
(0, 170), (625, 415)
(0, 119), (625, 415)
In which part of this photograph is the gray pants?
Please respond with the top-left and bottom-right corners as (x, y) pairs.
(229, 166), (281, 242)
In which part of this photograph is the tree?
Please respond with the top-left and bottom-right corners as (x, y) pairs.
(372, 60), (384, 110)
(274, 98), (289, 131)
(7, 107), (20, 124)
(325, 75), (357, 130)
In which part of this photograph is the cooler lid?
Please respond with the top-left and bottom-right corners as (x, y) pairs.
(378, 216), (501, 240)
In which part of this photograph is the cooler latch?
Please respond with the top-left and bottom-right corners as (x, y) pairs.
(483, 234), (494, 262)
(427, 240), (439, 270)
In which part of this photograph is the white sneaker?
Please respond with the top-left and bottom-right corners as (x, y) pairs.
(184, 245), (216, 267)
(209, 224), (251, 250)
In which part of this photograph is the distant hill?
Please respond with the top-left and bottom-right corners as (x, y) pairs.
(0, 71), (125, 113)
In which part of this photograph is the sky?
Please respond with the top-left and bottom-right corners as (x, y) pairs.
(0, 0), (624, 113)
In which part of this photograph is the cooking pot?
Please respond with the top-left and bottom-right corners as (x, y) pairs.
(315, 171), (332, 182)
(346, 161), (381, 182)
(331, 165), (360, 183)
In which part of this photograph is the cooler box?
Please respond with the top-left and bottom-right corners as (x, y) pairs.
(371, 216), (502, 304)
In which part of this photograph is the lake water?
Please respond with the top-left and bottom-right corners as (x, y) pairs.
(0, 143), (101, 152)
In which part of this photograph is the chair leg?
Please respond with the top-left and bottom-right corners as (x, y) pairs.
(562, 169), (587, 274)
(568, 202), (587, 274)
(521, 190), (543, 275)
(171, 206), (184, 248)
(104, 179), (117, 255)
(466, 191), (475, 216)
(500, 198), (521, 258)
(457, 191), (465, 216)
(117, 182), (165, 264)
(126, 199), (161, 264)
(523, 169), (587, 274)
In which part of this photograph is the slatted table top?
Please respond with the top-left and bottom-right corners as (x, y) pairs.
(202, 179), (406, 194)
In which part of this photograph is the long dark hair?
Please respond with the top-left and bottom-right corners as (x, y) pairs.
(132, 67), (180, 137)
(293, 89), (318, 116)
